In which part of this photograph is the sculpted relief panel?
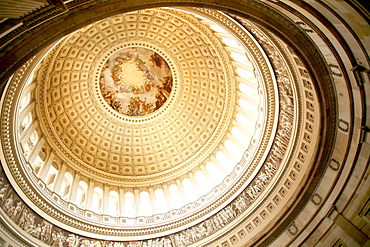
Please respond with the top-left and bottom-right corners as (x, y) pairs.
(0, 7), (326, 247)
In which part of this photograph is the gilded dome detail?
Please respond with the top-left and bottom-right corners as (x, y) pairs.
(99, 46), (173, 117)
(0, 6), (321, 244)
(39, 9), (235, 178)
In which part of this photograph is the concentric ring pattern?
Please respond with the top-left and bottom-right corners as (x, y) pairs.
(41, 8), (234, 178)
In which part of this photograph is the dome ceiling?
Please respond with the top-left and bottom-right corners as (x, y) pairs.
(0, 4), (329, 246)
(1, 0), (367, 246)
(39, 8), (236, 179)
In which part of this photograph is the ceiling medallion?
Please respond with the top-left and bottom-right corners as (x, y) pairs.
(99, 47), (173, 117)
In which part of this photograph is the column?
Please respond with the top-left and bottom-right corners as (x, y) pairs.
(210, 156), (227, 175)
(162, 183), (174, 210)
(237, 91), (258, 106)
(199, 164), (214, 184)
(85, 179), (95, 210)
(134, 187), (141, 216)
(20, 121), (37, 146)
(103, 183), (110, 215)
(175, 178), (189, 204)
(327, 206), (369, 246)
(28, 137), (45, 165)
(236, 76), (258, 89)
(52, 162), (67, 193)
(68, 171), (80, 203)
(235, 106), (255, 125)
(19, 101), (35, 125)
(188, 172), (200, 191)
(219, 145), (237, 170)
(148, 186), (158, 214)
(227, 133), (246, 152)
(232, 119), (252, 138)
(118, 186), (125, 216)
(39, 152), (55, 181)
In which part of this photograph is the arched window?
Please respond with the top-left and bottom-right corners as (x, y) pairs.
(109, 191), (119, 216)
(92, 187), (103, 213)
(182, 178), (199, 202)
(239, 83), (258, 99)
(76, 181), (88, 208)
(224, 139), (243, 160)
(45, 163), (58, 189)
(19, 93), (31, 112)
(154, 189), (168, 213)
(60, 172), (73, 200)
(231, 126), (250, 146)
(236, 67), (254, 80)
(20, 112), (32, 132)
(124, 192), (135, 217)
(216, 151), (234, 173)
(169, 184), (183, 208)
(206, 162), (224, 184)
(209, 24), (227, 33)
(139, 191), (152, 216)
(31, 155), (44, 175)
(29, 130), (39, 147)
(22, 142), (32, 157)
(236, 112), (253, 127)
(230, 52), (248, 64)
(46, 173), (56, 188)
(194, 170), (213, 194)
(222, 38), (240, 49)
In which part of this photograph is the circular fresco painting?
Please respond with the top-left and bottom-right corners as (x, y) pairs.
(99, 47), (173, 116)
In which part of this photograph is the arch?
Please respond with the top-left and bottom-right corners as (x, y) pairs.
(45, 163), (59, 189)
(168, 184), (183, 209)
(92, 187), (103, 213)
(194, 170), (213, 194)
(20, 112), (33, 132)
(205, 162), (224, 185)
(19, 92), (31, 112)
(76, 181), (88, 208)
(124, 192), (135, 217)
(31, 155), (44, 175)
(109, 191), (119, 216)
(216, 151), (234, 174)
(154, 189), (168, 213)
(60, 172), (73, 200)
(0, 0), (352, 245)
(182, 178), (199, 202)
(139, 191), (152, 216)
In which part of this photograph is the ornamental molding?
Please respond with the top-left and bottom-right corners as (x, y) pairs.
(0, 6), (324, 247)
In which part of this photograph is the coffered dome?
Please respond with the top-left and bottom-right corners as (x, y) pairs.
(1, 4), (321, 244)
(39, 8), (239, 179)
(0, 1), (368, 247)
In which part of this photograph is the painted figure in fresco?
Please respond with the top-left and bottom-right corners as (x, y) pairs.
(134, 55), (148, 72)
(155, 90), (166, 110)
(150, 52), (166, 68)
(100, 47), (173, 117)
